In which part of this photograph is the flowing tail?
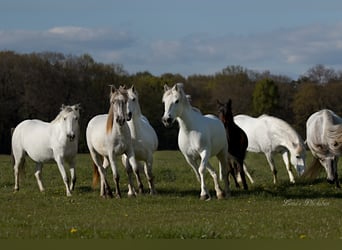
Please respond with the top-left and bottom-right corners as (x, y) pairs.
(302, 157), (323, 180)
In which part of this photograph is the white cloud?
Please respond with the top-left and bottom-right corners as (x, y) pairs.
(2, 23), (342, 78)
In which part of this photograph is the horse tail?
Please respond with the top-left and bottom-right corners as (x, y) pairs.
(302, 157), (323, 180)
(92, 161), (100, 189)
(11, 127), (26, 180)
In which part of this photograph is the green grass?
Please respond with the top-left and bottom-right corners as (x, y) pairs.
(1, 151), (342, 239)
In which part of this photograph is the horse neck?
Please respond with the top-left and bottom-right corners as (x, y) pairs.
(176, 105), (199, 131)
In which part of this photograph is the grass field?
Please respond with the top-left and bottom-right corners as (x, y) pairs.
(0, 151), (342, 239)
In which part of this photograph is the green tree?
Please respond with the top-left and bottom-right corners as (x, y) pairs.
(252, 78), (279, 116)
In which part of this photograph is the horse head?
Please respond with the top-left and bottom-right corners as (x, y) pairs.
(59, 104), (80, 142)
(125, 85), (140, 121)
(107, 85), (129, 130)
(217, 99), (233, 126)
(162, 83), (187, 127)
(290, 142), (306, 176)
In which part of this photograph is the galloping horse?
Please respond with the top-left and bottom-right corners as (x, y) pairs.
(11, 104), (80, 196)
(122, 85), (158, 195)
(162, 83), (230, 200)
(217, 99), (253, 190)
(305, 109), (342, 188)
(234, 114), (306, 184)
(86, 86), (141, 198)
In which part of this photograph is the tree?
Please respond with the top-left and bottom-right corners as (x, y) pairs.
(252, 78), (279, 116)
(301, 64), (336, 84)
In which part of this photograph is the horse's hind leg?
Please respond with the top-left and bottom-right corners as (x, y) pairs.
(12, 151), (25, 192)
(34, 162), (45, 193)
(237, 159), (248, 190)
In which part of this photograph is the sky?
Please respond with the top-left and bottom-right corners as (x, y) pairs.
(1, 0), (342, 79)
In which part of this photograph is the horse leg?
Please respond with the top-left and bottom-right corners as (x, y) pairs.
(12, 150), (25, 192)
(126, 152), (141, 196)
(68, 157), (76, 191)
(237, 159), (248, 190)
(281, 151), (295, 183)
(229, 160), (240, 188)
(217, 151), (230, 198)
(55, 157), (72, 196)
(265, 152), (278, 184)
(107, 153), (122, 198)
(334, 157), (340, 188)
(144, 155), (156, 195)
(183, 155), (200, 182)
(243, 162), (255, 184)
(34, 162), (45, 193)
(206, 161), (224, 199)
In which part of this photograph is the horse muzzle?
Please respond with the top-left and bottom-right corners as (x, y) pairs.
(116, 117), (126, 126)
(162, 117), (174, 128)
(67, 134), (76, 141)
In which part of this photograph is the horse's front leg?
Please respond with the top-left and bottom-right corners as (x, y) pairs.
(281, 151), (295, 183)
(108, 153), (121, 198)
(55, 157), (72, 196)
(68, 157), (77, 191)
(144, 154), (156, 195)
(265, 152), (278, 184)
(126, 150), (141, 196)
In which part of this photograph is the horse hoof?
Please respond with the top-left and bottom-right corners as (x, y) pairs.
(128, 193), (136, 198)
(217, 193), (225, 200)
(200, 194), (210, 201)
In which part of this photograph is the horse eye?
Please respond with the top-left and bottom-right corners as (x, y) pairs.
(63, 117), (67, 121)
(175, 100), (179, 104)
(132, 98), (136, 102)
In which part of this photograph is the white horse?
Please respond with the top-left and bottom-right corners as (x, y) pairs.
(234, 114), (306, 184)
(122, 85), (158, 195)
(11, 104), (80, 196)
(86, 86), (141, 198)
(162, 83), (230, 200)
(305, 109), (342, 188)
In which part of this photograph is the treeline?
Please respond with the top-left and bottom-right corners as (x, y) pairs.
(1, 51), (342, 154)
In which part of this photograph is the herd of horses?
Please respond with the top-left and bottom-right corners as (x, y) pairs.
(10, 83), (342, 199)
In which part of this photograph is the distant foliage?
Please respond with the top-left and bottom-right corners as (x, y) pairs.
(1, 51), (342, 153)
(252, 79), (279, 116)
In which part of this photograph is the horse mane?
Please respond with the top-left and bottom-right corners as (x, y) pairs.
(106, 87), (128, 134)
(51, 105), (74, 124)
(106, 104), (114, 134)
(325, 110), (342, 154)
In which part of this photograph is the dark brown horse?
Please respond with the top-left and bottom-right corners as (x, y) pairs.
(217, 99), (249, 190)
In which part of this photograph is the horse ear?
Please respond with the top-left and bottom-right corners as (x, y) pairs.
(60, 104), (66, 110)
(75, 103), (81, 111)
(131, 85), (135, 92)
(109, 85), (116, 93)
(164, 84), (170, 92)
(228, 99), (232, 108)
(217, 99), (223, 106)
(175, 82), (184, 91)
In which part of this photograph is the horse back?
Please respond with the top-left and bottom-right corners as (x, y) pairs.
(12, 119), (54, 162)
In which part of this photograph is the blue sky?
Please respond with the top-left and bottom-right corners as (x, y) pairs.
(1, 0), (342, 79)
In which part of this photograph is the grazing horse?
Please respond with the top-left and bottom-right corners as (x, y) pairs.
(305, 109), (342, 188)
(217, 99), (253, 190)
(86, 86), (141, 198)
(162, 83), (230, 200)
(11, 104), (80, 196)
(122, 85), (159, 195)
(234, 114), (306, 184)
